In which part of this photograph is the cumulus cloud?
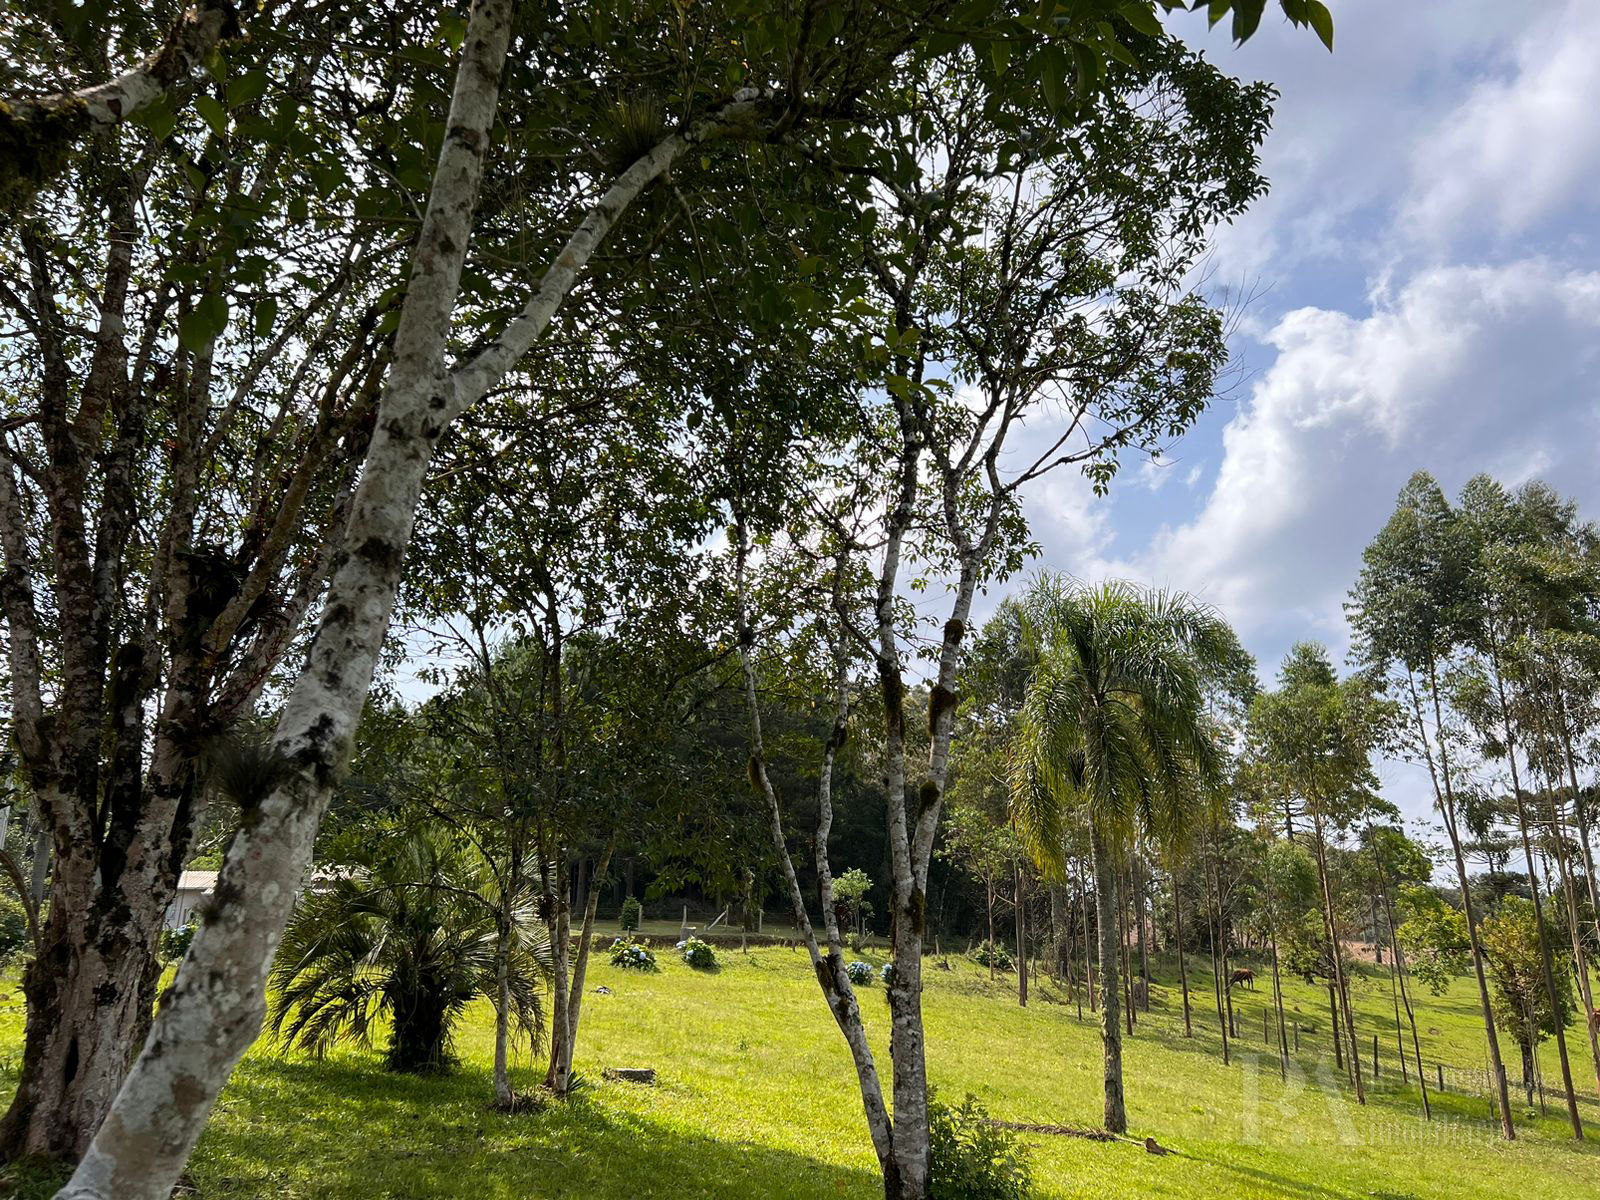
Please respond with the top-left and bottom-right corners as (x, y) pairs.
(1400, 0), (1600, 247)
(1097, 260), (1600, 664)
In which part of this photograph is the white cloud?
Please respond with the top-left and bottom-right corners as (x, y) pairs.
(1069, 260), (1600, 663)
(1400, 0), (1600, 247)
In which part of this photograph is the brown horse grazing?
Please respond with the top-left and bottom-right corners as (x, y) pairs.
(1228, 967), (1256, 990)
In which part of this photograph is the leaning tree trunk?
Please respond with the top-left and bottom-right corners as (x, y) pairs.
(559, 835), (615, 1084)
(1089, 821), (1127, 1133)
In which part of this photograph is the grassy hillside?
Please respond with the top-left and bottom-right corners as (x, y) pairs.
(3, 943), (1597, 1199)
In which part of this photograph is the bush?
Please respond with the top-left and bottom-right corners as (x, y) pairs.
(609, 936), (658, 971)
(845, 959), (874, 985)
(0, 893), (28, 964)
(678, 936), (717, 970)
(879, 962), (895, 987)
(928, 1090), (1032, 1200)
(620, 896), (642, 933)
(970, 941), (1014, 971)
(159, 919), (198, 964)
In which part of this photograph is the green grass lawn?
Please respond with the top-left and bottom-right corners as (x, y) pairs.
(2, 943), (1598, 1199)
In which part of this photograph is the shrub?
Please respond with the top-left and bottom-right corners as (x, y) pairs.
(268, 832), (552, 1072)
(879, 962), (895, 987)
(0, 893), (28, 964)
(845, 959), (874, 985)
(928, 1090), (1032, 1200)
(159, 919), (198, 964)
(970, 941), (1014, 971)
(620, 896), (642, 933)
(678, 936), (717, 970)
(609, 936), (658, 971)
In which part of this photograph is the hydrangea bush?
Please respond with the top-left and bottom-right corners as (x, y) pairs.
(609, 936), (658, 971)
(845, 960), (874, 985)
(678, 936), (717, 970)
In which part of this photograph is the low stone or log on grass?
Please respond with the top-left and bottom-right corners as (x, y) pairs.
(603, 1067), (656, 1085)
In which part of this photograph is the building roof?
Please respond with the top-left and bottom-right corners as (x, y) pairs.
(176, 870), (219, 892)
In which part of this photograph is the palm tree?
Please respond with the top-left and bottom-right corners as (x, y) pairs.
(267, 830), (551, 1074)
(1009, 576), (1237, 1133)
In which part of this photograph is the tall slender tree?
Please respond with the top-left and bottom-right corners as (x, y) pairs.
(1349, 472), (1516, 1137)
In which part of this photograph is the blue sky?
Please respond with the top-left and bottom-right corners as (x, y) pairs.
(1011, 0), (1600, 835)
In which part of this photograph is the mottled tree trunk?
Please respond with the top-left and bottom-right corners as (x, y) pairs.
(54, 2), (769, 1191)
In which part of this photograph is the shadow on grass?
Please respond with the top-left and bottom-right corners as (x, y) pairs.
(189, 1052), (881, 1199)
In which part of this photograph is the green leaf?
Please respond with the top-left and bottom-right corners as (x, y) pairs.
(1207, 0), (1230, 30)
(178, 293), (229, 353)
(990, 38), (1011, 75)
(194, 94), (227, 138)
(139, 99), (176, 142)
(226, 70), (268, 109)
(1231, 0), (1266, 42)
(1121, 4), (1164, 38)
(439, 11), (466, 51)
(1306, 0), (1334, 50)
(253, 298), (278, 339)
(1039, 45), (1068, 110)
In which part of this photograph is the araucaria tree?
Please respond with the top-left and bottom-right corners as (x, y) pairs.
(1009, 576), (1239, 1132)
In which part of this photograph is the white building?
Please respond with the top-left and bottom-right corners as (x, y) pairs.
(163, 867), (347, 930)
(165, 871), (218, 930)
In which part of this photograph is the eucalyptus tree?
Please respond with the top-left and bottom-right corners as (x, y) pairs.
(1449, 473), (1590, 1129)
(1246, 643), (1387, 1104)
(1349, 473), (1516, 1136)
(1357, 821), (1434, 1116)
(1010, 576), (1239, 1132)
(1241, 827), (1317, 1080)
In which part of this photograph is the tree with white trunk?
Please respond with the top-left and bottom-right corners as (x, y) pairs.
(42, 1), (1030, 1194)
(731, 35), (1271, 1193)
(0, 1), (1331, 1193)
